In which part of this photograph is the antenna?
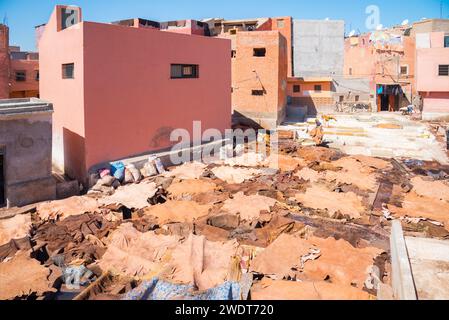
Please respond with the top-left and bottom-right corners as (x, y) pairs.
(441, 0), (444, 19)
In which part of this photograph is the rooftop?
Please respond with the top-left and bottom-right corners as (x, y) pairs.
(0, 98), (53, 117)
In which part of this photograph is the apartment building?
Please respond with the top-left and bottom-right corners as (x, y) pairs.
(416, 31), (449, 120)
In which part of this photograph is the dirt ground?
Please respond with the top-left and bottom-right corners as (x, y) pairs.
(1, 131), (449, 300)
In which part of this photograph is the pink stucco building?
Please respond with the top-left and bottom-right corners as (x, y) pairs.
(39, 5), (231, 183)
(416, 32), (449, 120)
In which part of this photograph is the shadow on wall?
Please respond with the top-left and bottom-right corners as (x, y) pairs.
(288, 97), (336, 116)
(232, 111), (264, 130)
(63, 127), (86, 183)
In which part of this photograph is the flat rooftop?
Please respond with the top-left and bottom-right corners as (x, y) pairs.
(0, 98), (53, 116)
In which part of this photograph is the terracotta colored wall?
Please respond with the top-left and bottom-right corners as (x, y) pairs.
(271, 17), (293, 77)
(39, 6), (86, 181)
(287, 80), (332, 97)
(229, 31), (286, 127)
(9, 59), (39, 96)
(422, 92), (449, 113)
(344, 34), (416, 86)
(0, 25), (9, 99)
(82, 21), (231, 174)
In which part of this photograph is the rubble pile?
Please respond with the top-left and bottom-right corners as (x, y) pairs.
(1, 140), (449, 301)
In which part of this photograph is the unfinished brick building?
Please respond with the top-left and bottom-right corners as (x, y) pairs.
(221, 31), (288, 129)
(0, 25), (10, 99)
(210, 17), (291, 128)
(9, 47), (39, 98)
(0, 24), (40, 99)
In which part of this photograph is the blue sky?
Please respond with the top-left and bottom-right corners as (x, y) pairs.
(0, 0), (447, 51)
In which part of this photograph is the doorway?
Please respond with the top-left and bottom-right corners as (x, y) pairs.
(0, 149), (5, 207)
(377, 84), (401, 112)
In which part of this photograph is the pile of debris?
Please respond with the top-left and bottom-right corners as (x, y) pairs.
(1, 139), (449, 300)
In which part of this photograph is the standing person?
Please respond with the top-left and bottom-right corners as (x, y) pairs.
(310, 119), (324, 146)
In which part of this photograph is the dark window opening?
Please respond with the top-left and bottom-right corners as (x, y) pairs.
(355, 95), (360, 102)
(15, 71), (26, 82)
(339, 96), (344, 102)
(293, 85), (300, 93)
(35, 70), (39, 81)
(314, 85), (322, 92)
(400, 66), (408, 75)
(252, 90), (265, 96)
(253, 48), (266, 57)
(0, 151), (4, 207)
(444, 35), (449, 48)
(62, 63), (74, 79)
(231, 50), (236, 58)
(171, 64), (199, 79)
(349, 68), (352, 75)
(229, 29), (237, 35)
(439, 64), (449, 76)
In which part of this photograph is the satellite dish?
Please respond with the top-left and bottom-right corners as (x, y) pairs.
(348, 30), (356, 37)
(376, 24), (384, 30)
(401, 19), (409, 26)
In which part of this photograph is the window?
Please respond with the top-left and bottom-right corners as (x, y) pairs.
(339, 96), (344, 102)
(253, 48), (266, 57)
(293, 85), (300, 93)
(229, 29), (237, 35)
(439, 65), (449, 76)
(62, 63), (74, 79)
(231, 50), (236, 58)
(349, 68), (352, 75)
(355, 95), (360, 102)
(252, 90), (265, 96)
(171, 64), (199, 79)
(277, 19), (285, 29)
(400, 65), (408, 76)
(314, 85), (322, 92)
(444, 35), (449, 48)
(35, 70), (39, 81)
(15, 71), (26, 82)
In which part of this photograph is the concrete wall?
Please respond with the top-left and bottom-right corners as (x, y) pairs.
(227, 31), (287, 129)
(40, 5), (231, 183)
(412, 19), (449, 36)
(333, 77), (375, 107)
(0, 109), (55, 208)
(0, 25), (9, 99)
(293, 20), (344, 77)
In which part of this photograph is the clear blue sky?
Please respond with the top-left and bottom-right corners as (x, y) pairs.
(0, 0), (448, 51)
